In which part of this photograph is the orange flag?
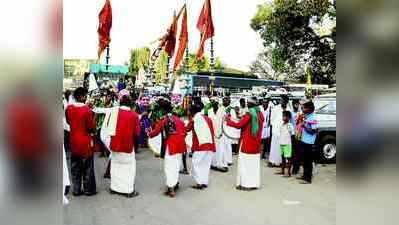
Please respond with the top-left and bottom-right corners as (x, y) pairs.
(173, 5), (188, 72)
(196, 0), (214, 59)
(97, 0), (112, 59)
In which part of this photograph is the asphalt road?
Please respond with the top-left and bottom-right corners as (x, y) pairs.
(64, 149), (336, 225)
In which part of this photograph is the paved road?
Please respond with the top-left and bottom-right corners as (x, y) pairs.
(64, 149), (336, 225)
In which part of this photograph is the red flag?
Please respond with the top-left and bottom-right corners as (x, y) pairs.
(173, 5), (188, 72)
(196, 0), (214, 59)
(97, 0), (112, 59)
(163, 13), (178, 57)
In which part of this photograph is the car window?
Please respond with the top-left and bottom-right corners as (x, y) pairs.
(317, 101), (336, 114)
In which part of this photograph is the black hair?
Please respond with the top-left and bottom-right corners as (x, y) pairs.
(292, 99), (300, 105)
(239, 98), (245, 103)
(73, 87), (88, 101)
(64, 90), (72, 100)
(190, 102), (204, 115)
(282, 110), (292, 119)
(303, 101), (315, 112)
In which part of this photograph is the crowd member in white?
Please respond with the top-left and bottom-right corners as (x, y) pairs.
(268, 96), (290, 167)
(260, 97), (273, 160)
(185, 103), (216, 189)
(92, 91), (116, 179)
(207, 97), (229, 172)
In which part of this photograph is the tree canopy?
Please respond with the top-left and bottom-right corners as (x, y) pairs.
(251, 0), (336, 84)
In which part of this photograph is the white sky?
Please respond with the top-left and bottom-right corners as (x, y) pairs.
(63, 0), (265, 71)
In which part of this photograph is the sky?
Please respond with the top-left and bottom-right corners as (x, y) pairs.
(63, 0), (266, 72)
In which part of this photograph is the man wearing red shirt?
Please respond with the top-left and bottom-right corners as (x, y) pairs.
(226, 97), (264, 191)
(108, 90), (141, 198)
(66, 87), (97, 196)
(147, 101), (187, 198)
(185, 103), (216, 190)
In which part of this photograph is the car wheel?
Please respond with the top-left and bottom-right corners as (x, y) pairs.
(319, 135), (336, 163)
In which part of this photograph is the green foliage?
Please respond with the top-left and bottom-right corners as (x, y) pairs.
(154, 50), (169, 83)
(251, 0), (336, 84)
(128, 47), (151, 76)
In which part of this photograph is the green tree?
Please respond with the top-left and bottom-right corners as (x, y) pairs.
(251, 0), (336, 84)
(128, 47), (151, 76)
(154, 50), (169, 83)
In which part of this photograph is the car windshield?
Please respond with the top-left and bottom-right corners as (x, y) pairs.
(316, 101), (336, 114)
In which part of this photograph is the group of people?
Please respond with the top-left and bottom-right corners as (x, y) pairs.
(63, 86), (318, 202)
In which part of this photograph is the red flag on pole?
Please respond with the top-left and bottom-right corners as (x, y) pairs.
(173, 5), (188, 72)
(97, 0), (112, 59)
(163, 12), (179, 57)
(196, 0), (214, 59)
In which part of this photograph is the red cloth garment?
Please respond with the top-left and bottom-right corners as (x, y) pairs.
(6, 101), (48, 160)
(173, 5), (188, 72)
(66, 104), (96, 158)
(185, 115), (216, 152)
(148, 115), (187, 155)
(98, 0), (112, 58)
(196, 0), (215, 59)
(227, 113), (264, 154)
(110, 108), (140, 154)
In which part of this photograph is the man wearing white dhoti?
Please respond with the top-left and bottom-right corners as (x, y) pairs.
(185, 103), (216, 190)
(148, 101), (187, 198)
(108, 91), (140, 198)
(207, 97), (229, 172)
(226, 97), (264, 191)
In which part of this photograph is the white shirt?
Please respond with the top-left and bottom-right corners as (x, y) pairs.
(279, 123), (294, 145)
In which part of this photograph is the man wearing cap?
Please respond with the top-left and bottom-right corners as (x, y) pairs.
(226, 97), (264, 191)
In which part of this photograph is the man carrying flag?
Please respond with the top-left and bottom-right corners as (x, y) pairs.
(196, 0), (214, 59)
(226, 97), (264, 191)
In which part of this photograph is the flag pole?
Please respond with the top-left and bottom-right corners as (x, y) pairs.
(105, 44), (110, 71)
(209, 37), (215, 95)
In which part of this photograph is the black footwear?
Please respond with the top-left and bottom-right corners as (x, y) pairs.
(64, 186), (70, 196)
(227, 163), (233, 166)
(201, 184), (208, 189)
(210, 166), (218, 171)
(179, 170), (189, 175)
(126, 191), (140, 198)
(174, 182), (180, 191)
(84, 191), (98, 196)
(72, 191), (83, 196)
(191, 184), (203, 190)
(220, 167), (229, 173)
(236, 185), (243, 190)
(103, 173), (110, 179)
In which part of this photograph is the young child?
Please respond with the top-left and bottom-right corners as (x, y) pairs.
(276, 111), (295, 177)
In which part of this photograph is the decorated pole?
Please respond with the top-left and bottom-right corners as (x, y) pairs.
(105, 45), (110, 71)
(196, 0), (215, 95)
(209, 37), (215, 95)
(98, 0), (112, 74)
